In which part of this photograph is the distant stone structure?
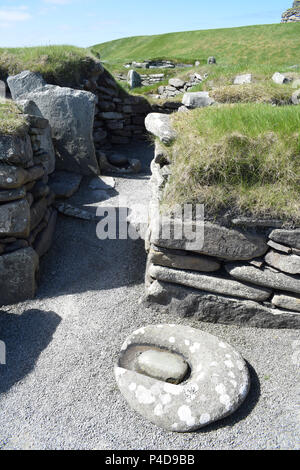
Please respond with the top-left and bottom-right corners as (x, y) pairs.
(281, 1), (300, 22)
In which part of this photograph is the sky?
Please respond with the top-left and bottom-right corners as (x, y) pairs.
(0, 0), (294, 48)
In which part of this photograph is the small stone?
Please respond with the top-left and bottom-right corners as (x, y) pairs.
(136, 349), (188, 384)
(182, 92), (215, 109)
(267, 240), (292, 254)
(272, 294), (300, 313)
(272, 72), (292, 85)
(233, 74), (252, 85)
(108, 153), (128, 167)
(265, 250), (300, 275)
(168, 78), (186, 89)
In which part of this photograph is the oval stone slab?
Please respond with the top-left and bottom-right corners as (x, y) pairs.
(136, 350), (188, 384)
(115, 325), (250, 432)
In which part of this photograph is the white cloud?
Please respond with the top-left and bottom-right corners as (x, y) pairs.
(0, 9), (31, 22)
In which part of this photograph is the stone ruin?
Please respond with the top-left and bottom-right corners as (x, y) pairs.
(282, 1), (300, 22)
(143, 113), (300, 330)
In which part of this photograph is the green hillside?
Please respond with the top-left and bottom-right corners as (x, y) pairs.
(91, 23), (300, 66)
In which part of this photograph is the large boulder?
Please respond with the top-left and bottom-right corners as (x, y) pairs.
(7, 72), (99, 176)
(145, 113), (177, 145)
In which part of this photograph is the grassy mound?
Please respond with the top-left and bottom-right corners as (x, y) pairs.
(0, 99), (27, 135)
(162, 104), (300, 223)
(0, 45), (98, 87)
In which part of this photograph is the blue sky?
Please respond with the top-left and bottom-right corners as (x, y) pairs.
(0, 0), (293, 48)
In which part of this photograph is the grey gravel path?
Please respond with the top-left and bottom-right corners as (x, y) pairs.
(0, 142), (299, 450)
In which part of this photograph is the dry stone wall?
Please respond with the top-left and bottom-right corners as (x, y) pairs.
(281, 1), (300, 22)
(143, 119), (300, 329)
(0, 112), (57, 305)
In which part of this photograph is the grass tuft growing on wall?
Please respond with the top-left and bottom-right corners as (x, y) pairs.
(0, 99), (28, 135)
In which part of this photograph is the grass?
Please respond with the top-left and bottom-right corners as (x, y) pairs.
(91, 23), (300, 66)
(162, 104), (300, 223)
(0, 98), (28, 135)
(0, 45), (98, 86)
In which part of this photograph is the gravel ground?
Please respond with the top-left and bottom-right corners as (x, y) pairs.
(0, 142), (299, 450)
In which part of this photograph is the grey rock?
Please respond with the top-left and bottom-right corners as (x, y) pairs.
(207, 57), (216, 64)
(54, 202), (96, 221)
(0, 199), (30, 238)
(144, 280), (300, 329)
(182, 92), (215, 109)
(149, 263), (271, 301)
(226, 263), (300, 295)
(7, 71), (46, 100)
(115, 324), (249, 432)
(33, 209), (57, 257)
(169, 78), (186, 89)
(108, 153), (128, 167)
(232, 218), (283, 228)
(0, 133), (33, 168)
(0, 186), (26, 204)
(49, 171), (82, 199)
(150, 217), (268, 260)
(265, 250), (300, 275)
(269, 228), (300, 250)
(9, 75), (99, 175)
(30, 198), (48, 231)
(292, 89), (300, 105)
(267, 240), (292, 254)
(272, 72), (291, 85)
(17, 100), (55, 175)
(127, 70), (142, 89)
(233, 74), (252, 85)
(145, 113), (177, 145)
(148, 247), (221, 272)
(128, 159), (142, 174)
(0, 247), (39, 306)
(272, 293), (300, 313)
(99, 112), (124, 120)
(136, 349), (188, 384)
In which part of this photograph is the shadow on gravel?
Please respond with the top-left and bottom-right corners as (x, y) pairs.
(0, 309), (61, 395)
(197, 361), (261, 433)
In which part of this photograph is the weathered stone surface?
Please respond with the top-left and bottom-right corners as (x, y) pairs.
(233, 74), (252, 85)
(149, 264), (271, 301)
(33, 209), (57, 257)
(0, 247), (39, 305)
(30, 198), (48, 231)
(16, 100), (55, 174)
(8, 75), (99, 175)
(226, 264), (300, 295)
(272, 72), (291, 85)
(265, 250), (300, 275)
(127, 70), (142, 89)
(0, 133), (33, 168)
(267, 240), (292, 254)
(149, 247), (221, 272)
(269, 228), (300, 250)
(54, 202), (96, 221)
(272, 293), (300, 313)
(48, 171), (82, 199)
(0, 199), (30, 238)
(145, 113), (177, 145)
(150, 218), (268, 260)
(115, 324), (250, 432)
(108, 153), (128, 167)
(143, 280), (300, 329)
(182, 92), (215, 109)
(7, 71), (46, 100)
(169, 78), (185, 89)
(292, 89), (300, 105)
(0, 186), (26, 204)
(136, 349), (188, 384)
